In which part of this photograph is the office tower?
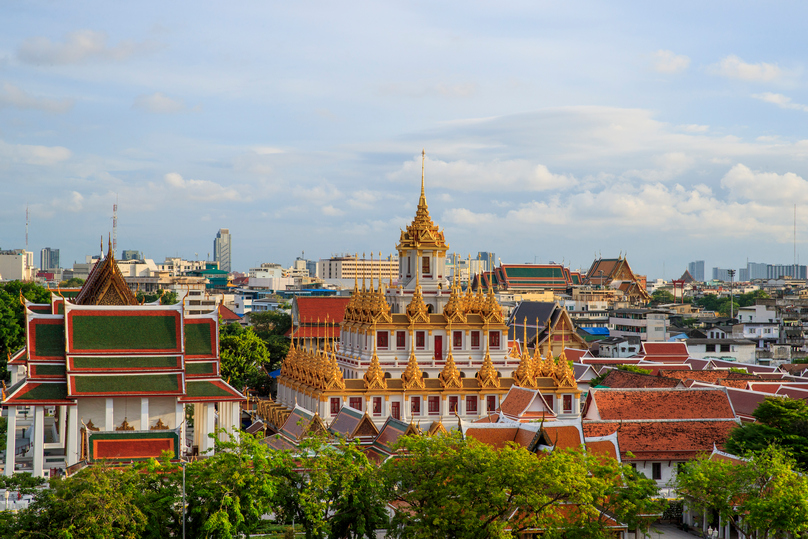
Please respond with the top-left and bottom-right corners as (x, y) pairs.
(747, 262), (768, 280)
(40, 247), (60, 271)
(121, 250), (142, 261)
(687, 260), (704, 282)
(712, 267), (733, 282)
(213, 228), (232, 273)
(477, 252), (496, 272)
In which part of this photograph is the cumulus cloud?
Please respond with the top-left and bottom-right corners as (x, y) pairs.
(17, 30), (156, 65)
(710, 55), (782, 82)
(133, 92), (186, 114)
(720, 164), (808, 203)
(0, 139), (71, 165)
(163, 172), (239, 201)
(752, 92), (808, 112)
(652, 50), (690, 74)
(322, 205), (345, 216)
(0, 83), (73, 113)
(388, 156), (576, 192)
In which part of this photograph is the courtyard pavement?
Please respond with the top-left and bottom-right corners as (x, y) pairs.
(643, 524), (700, 538)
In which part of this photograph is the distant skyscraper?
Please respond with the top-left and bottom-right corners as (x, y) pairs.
(712, 267), (733, 282)
(213, 229), (232, 273)
(687, 260), (704, 282)
(121, 250), (142, 261)
(477, 252), (496, 271)
(747, 262), (768, 280)
(40, 248), (59, 271)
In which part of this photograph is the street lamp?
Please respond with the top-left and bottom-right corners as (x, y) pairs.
(728, 269), (736, 320)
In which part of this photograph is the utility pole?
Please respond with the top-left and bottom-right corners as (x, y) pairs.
(728, 269), (736, 320)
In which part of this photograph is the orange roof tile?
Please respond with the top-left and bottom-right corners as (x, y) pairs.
(587, 388), (736, 421)
(464, 427), (519, 449)
(597, 370), (681, 389)
(642, 342), (688, 357)
(541, 424), (584, 450)
(295, 296), (350, 324)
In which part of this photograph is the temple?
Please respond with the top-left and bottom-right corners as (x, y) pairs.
(273, 152), (582, 432)
(2, 244), (245, 478)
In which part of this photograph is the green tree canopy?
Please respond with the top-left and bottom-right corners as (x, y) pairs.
(219, 327), (271, 392)
(650, 289), (675, 305)
(135, 289), (179, 305)
(58, 277), (85, 288)
(725, 396), (808, 470)
(0, 281), (52, 381)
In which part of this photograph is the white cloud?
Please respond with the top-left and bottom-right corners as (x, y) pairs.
(652, 50), (690, 74)
(66, 191), (84, 212)
(752, 92), (808, 112)
(388, 156), (576, 192)
(710, 55), (782, 82)
(133, 92), (186, 114)
(322, 205), (345, 216)
(0, 83), (73, 113)
(17, 30), (157, 65)
(0, 139), (71, 165)
(163, 172), (239, 201)
(720, 164), (808, 203)
(679, 124), (709, 133)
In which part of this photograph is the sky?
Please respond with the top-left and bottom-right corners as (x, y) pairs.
(2, 1), (808, 280)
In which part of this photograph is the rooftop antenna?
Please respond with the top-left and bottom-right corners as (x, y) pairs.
(24, 204), (29, 279)
(794, 204), (797, 270)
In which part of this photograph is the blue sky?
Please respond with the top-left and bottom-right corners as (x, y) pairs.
(2, 1), (808, 279)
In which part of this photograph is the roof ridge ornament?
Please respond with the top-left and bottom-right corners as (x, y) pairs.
(476, 324), (500, 389)
(364, 321), (388, 390)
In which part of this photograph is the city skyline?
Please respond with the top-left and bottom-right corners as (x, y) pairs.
(3, 3), (808, 278)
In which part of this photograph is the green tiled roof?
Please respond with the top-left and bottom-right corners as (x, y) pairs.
(506, 266), (564, 278)
(71, 356), (181, 370)
(185, 323), (214, 356)
(18, 382), (68, 401)
(35, 323), (65, 358)
(186, 362), (217, 376)
(185, 380), (235, 398)
(33, 364), (66, 376)
(71, 314), (178, 351)
(72, 374), (181, 394)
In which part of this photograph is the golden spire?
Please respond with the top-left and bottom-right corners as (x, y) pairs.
(439, 322), (462, 389)
(397, 149), (448, 253)
(325, 322), (345, 390)
(402, 324), (425, 390)
(513, 317), (537, 388)
(476, 326), (500, 389)
(532, 317), (545, 377)
(406, 267), (429, 323)
(364, 321), (387, 390)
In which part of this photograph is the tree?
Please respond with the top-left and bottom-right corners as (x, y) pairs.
(676, 446), (808, 538)
(274, 436), (387, 539)
(136, 289), (179, 305)
(249, 310), (291, 377)
(381, 432), (660, 538)
(650, 289), (675, 305)
(725, 396), (808, 470)
(219, 328), (271, 391)
(0, 281), (52, 381)
(58, 277), (85, 288)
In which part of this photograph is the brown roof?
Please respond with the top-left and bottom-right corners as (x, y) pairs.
(295, 296), (351, 325)
(585, 438), (619, 460)
(587, 388), (735, 420)
(464, 427), (519, 449)
(218, 303), (241, 321)
(74, 249), (138, 306)
(598, 369), (681, 389)
(582, 419), (738, 460)
(780, 363), (808, 375)
(659, 370), (761, 387)
(642, 342), (688, 357)
(541, 424), (583, 449)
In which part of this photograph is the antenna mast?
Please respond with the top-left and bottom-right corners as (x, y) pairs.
(112, 196), (118, 259)
(25, 205), (29, 280)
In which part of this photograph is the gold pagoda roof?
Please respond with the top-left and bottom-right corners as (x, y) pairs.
(396, 150), (448, 253)
(74, 241), (138, 306)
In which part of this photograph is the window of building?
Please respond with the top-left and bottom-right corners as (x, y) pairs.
(349, 397), (362, 411)
(705, 344), (716, 352)
(411, 397), (421, 415)
(396, 331), (406, 349)
(563, 394), (573, 414)
(449, 396), (459, 413)
(544, 394), (554, 413)
(652, 462), (662, 480)
(422, 256), (430, 275)
(466, 396), (478, 414)
(489, 331), (500, 349)
(391, 401), (400, 420)
(471, 331), (480, 349)
(330, 398), (341, 415)
(720, 344), (731, 353)
(377, 331), (388, 350)
(372, 397), (382, 416)
(486, 395), (496, 412)
(416, 331), (425, 349)
(428, 396), (440, 415)
(453, 331), (463, 349)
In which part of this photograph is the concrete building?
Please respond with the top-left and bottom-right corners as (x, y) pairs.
(121, 250), (142, 261)
(249, 263), (283, 279)
(213, 228), (232, 273)
(40, 248), (59, 271)
(316, 255), (399, 282)
(0, 249), (35, 281)
(687, 260), (705, 282)
(609, 308), (670, 342)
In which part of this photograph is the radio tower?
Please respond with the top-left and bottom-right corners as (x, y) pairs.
(25, 205), (29, 280)
(112, 196), (118, 259)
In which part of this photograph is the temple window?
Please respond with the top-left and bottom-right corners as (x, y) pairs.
(330, 398), (341, 415)
(563, 394), (573, 414)
(372, 397), (382, 416)
(411, 397), (421, 415)
(349, 397), (362, 411)
(652, 463), (662, 480)
(416, 331), (425, 349)
(449, 396), (459, 413)
(466, 395), (478, 414)
(471, 331), (480, 350)
(428, 396), (440, 415)
(422, 256), (430, 275)
(453, 331), (462, 349)
(391, 401), (401, 420)
(544, 394), (554, 413)
(396, 331), (406, 350)
(377, 331), (389, 350)
(490, 331), (500, 349)
(486, 395), (497, 412)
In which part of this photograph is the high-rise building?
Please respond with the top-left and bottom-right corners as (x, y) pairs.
(747, 262), (768, 280)
(213, 229), (232, 273)
(712, 267), (733, 282)
(687, 260), (704, 282)
(40, 248), (60, 271)
(121, 250), (142, 261)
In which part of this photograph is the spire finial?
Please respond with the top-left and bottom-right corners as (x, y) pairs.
(421, 149), (426, 198)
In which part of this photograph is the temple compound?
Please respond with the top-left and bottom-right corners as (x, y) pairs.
(275, 153), (582, 428)
(2, 245), (244, 478)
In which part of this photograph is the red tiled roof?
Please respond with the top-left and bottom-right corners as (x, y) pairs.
(585, 439), (619, 460)
(464, 427), (519, 449)
(581, 358), (643, 365)
(642, 342), (688, 356)
(564, 348), (589, 363)
(287, 326), (341, 339)
(745, 382), (783, 394)
(776, 387), (808, 401)
(587, 388), (735, 420)
(720, 387), (776, 420)
(582, 419), (738, 460)
(638, 355), (689, 364)
(499, 387), (535, 417)
(659, 370), (761, 386)
(295, 296), (350, 324)
(597, 370), (681, 389)
(541, 424), (583, 449)
(218, 303), (241, 321)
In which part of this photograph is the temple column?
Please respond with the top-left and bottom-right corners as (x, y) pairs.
(200, 402), (216, 455)
(140, 398), (149, 430)
(66, 405), (79, 467)
(5, 406), (16, 476)
(32, 406), (44, 478)
(176, 402), (186, 456)
(193, 404), (201, 449)
(57, 406), (66, 446)
(105, 398), (114, 431)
